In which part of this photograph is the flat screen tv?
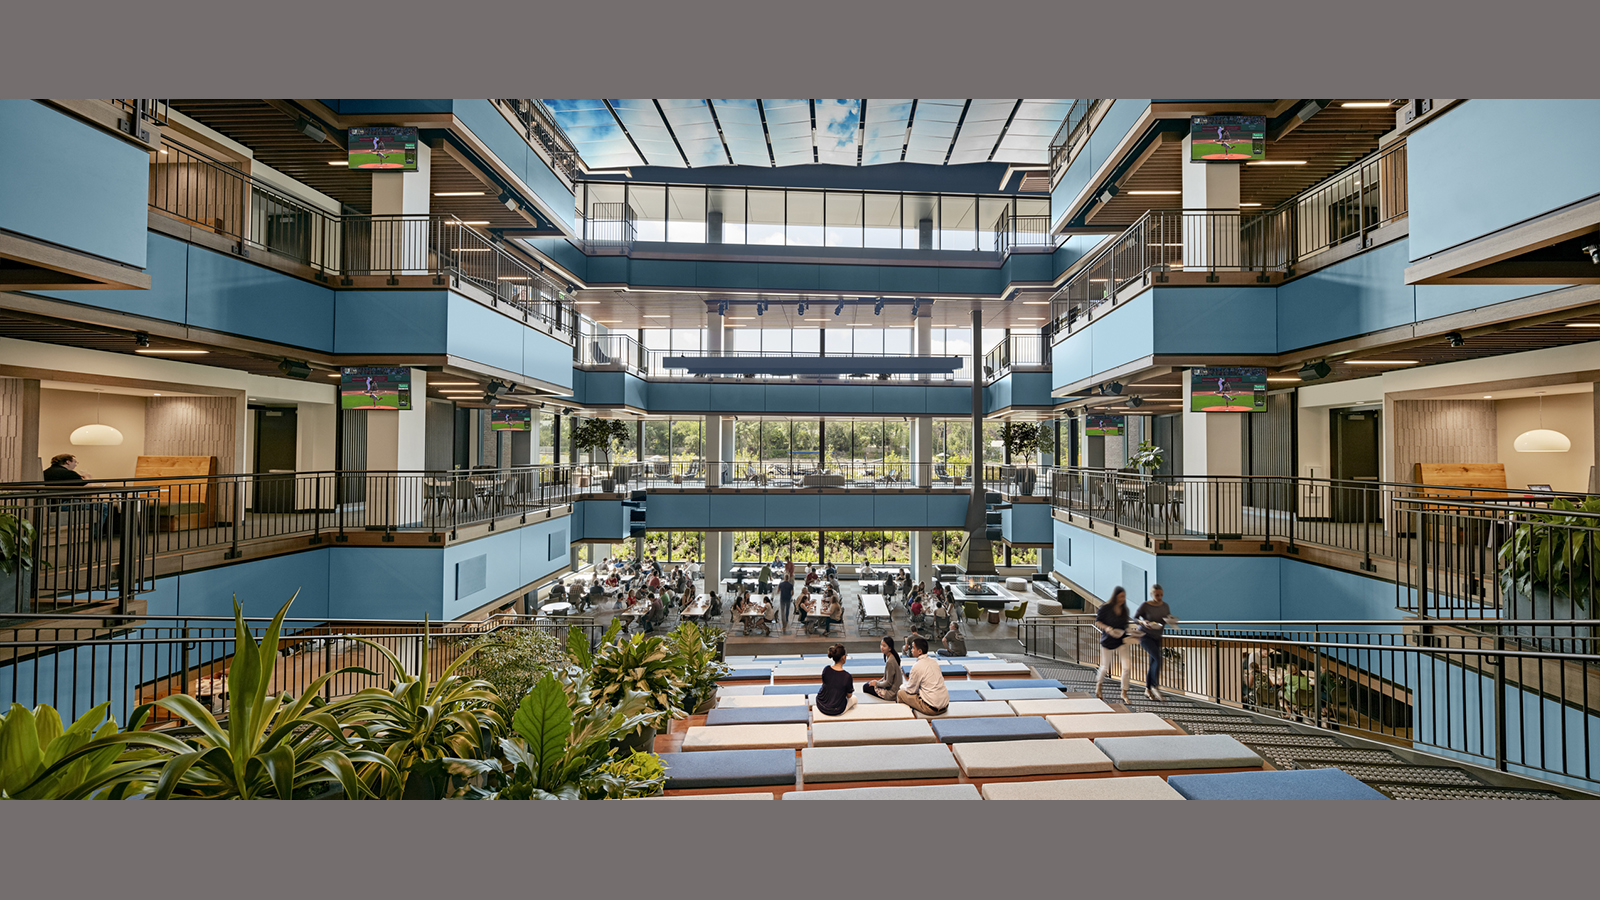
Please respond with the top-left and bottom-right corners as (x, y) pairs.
(340, 366), (412, 410)
(490, 408), (531, 432)
(348, 127), (419, 171)
(1189, 116), (1266, 162)
(1086, 415), (1124, 436)
(1189, 366), (1268, 413)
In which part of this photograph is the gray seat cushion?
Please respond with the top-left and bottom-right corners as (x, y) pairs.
(644, 792), (777, 800)
(952, 738), (1114, 777)
(810, 719), (937, 747)
(930, 716), (1059, 744)
(764, 684), (823, 695)
(800, 743), (960, 783)
(1048, 712), (1182, 738)
(720, 668), (772, 680)
(785, 784), (980, 800)
(946, 689), (984, 703)
(717, 695), (808, 708)
(1094, 734), (1265, 771)
(1167, 768), (1386, 800)
(658, 749), (798, 789)
(981, 775), (1184, 800)
(704, 706), (812, 726)
(979, 679), (1065, 690)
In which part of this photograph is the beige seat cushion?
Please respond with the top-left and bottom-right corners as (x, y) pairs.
(713, 685), (771, 697)
(1008, 698), (1116, 717)
(716, 695), (808, 708)
(1047, 712), (1181, 739)
(786, 784), (980, 800)
(952, 738), (1113, 778)
(810, 719), (937, 747)
(959, 661), (1033, 675)
(977, 688), (1071, 702)
(800, 743), (959, 783)
(644, 792), (777, 800)
(981, 775), (1185, 800)
(680, 724), (809, 751)
(812, 703), (915, 723)
(914, 701), (1017, 719)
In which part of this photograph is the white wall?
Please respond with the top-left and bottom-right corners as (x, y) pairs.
(38, 390), (146, 479)
(1496, 393), (1594, 492)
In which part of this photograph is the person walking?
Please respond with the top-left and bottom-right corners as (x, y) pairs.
(1135, 583), (1175, 702)
(1092, 586), (1133, 703)
(777, 575), (795, 630)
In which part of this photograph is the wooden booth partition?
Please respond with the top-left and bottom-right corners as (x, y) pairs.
(134, 455), (219, 532)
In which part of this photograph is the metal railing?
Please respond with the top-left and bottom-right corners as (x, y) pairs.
(983, 464), (1053, 498)
(576, 332), (974, 383)
(1015, 616), (1600, 787)
(1281, 140), (1408, 264)
(0, 613), (601, 725)
(496, 99), (583, 182)
(565, 461), (981, 493)
(994, 213), (1056, 257)
(1, 487), (158, 618)
(1048, 99), (1101, 181)
(982, 334), (1051, 381)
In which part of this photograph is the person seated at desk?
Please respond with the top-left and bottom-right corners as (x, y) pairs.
(824, 562), (837, 580)
(647, 571), (661, 592)
(859, 560), (876, 580)
(548, 581), (567, 608)
(862, 637), (904, 701)
(812, 644), (857, 717)
(909, 597), (924, 619)
(807, 594), (843, 635)
(643, 593), (665, 632)
(804, 567), (819, 589)
(586, 581), (605, 611)
(936, 622), (967, 657)
(895, 637), (949, 716)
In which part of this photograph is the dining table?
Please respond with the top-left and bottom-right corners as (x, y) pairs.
(737, 599), (772, 635)
(859, 595), (891, 635)
(680, 594), (711, 621)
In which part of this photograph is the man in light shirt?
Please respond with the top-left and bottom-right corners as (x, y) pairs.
(896, 636), (949, 716)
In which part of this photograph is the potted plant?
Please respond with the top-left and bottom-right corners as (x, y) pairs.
(1129, 441), (1164, 476)
(1000, 423), (1053, 495)
(488, 673), (667, 800)
(1, 507), (40, 617)
(671, 623), (730, 714)
(1497, 497), (1600, 646)
(589, 628), (687, 753)
(571, 418), (633, 492)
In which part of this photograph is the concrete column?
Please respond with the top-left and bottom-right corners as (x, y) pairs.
(1182, 369), (1244, 535)
(705, 530), (722, 584)
(365, 369), (428, 527)
(971, 308), (984, 498)
(706, 306), (725, 356)
(1180, 134), (1241, 271)
(910, 530), (933, 587)
(369, 142), (431, 273)
(529, 410), (543, 464)
(705, 415), (723, 487)
(913, 308), (934, 485)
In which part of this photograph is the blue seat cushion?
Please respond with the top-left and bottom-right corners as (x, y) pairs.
(658, 749), (798, 789)
(946, 689), (984, 703)
(764, 684), (824, 695)
(1167, 768), (1388, 801)
(704, 706), (813, 726)
(979, 679), (1065, 691)
(929, 716), (1058, 744)
(938, 664), (967, 675)
(719, 668), (772, 681)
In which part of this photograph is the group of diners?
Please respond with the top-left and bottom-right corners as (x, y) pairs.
(546, 555), (702, 631)
(812, 635), (951, 717)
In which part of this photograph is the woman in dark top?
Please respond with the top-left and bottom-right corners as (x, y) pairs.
(1092, 586), (1132, 702)
(1134, 583), (1174, 702)
(814, 644), (857, 717)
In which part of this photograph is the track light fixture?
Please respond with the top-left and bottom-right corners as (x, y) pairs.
(717, 300), (729, 316)
(1098, 381), (1123, 396)
(797, 303), (808, 316)
(485, 381), (509, 399)
(1446, 332), (1465, 348)
(296, 118), (326, 143)
(874, 300), (885, 316)
(834, 302), (845, 316)
(278, 359), (312, 379)
(498, 191), (520, 212)
(1299, 361), (1332, 381)
(1098, 184), (1120, 205)
(134, 332), (151, 348)
(756, 301), (767, 316)
(1127, 396), (1144, 408)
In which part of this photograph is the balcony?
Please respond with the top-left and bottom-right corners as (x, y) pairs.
(576, 332), (974, 383)
(982, 334), (1051, 382)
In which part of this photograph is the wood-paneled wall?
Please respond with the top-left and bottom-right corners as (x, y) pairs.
(145, 396), (238, 474)
(1394, 399), (1497, 483)
(0, 377), (41, 483)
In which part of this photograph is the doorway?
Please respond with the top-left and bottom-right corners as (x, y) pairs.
(1330, 408), (1381, 522)
(253, 406), (297, 513)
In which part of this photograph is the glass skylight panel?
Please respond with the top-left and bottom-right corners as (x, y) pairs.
(711, 100), (771, 166)
(762, 99), (813, 162)
(813, 99), (860, 166)
(659, 100), (730, 167)
(861, 99), (912, 165)
(904, 100), (962, 164)
(609, 99), (684, 166)
(542, 99), (641, 167)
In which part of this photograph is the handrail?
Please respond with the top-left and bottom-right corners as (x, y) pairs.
(576, 333), (974, 383)
(496, 99), (583, 182)
(982, 334), (1051, 381)
(1048, 99), (1101, 181)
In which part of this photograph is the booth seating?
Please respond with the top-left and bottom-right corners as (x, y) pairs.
(716, 695), (809, 708)
(811, 703), (914, 723)
(1167, 768), (1386, 801)
(1047, 712), (1182, 739)
(916, 701), (1017, 719)
(648, 792), (777, 800)
(978, 687), (1073, 702)
(1093, 734), (1265, 772)
(704, 706), (812, 726)
(135, 455), (218, 532)
(811, 720), (938, 747)
(784, 784), (981, 801)
(952, 738), (1115, 779)
(929, 716), (1058, 744)
(981, 775), (1185, 801)
(658, 749), (798, 790)
(680, 724), (810, 752)
(800, 743), (961, 784)
(1008, 698), (1115, 717)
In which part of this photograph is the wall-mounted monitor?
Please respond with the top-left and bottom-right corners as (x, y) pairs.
(1189, 116), (1266, 162)
(348, 126), (419, 171)
(1189, 366), (1268, 413)
(340, 366), (412, 410)
(1086, 415), (1124, 436)
(490, 408), (531, 432)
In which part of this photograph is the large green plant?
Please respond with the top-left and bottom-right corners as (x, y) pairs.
(469, 627), (570, 718)
(999, 423), (1043, 462)
(0, 702), (160, 799)
(671, 623), (730, 711)
(342, 626), (506, 800)
(590, 631), (687, 730)
(1130, 441), (1164, 473)
(491, 673), (662, 799)
(1498, 497), (1600, 610)
(0, 508), (40, 576)
(572, 418), (633, 466)
(56, 595), (398, 799)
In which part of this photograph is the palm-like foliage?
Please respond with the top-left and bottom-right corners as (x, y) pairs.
(52, 594), (399, 799)
(492, 673), (660, 799)
(340, 624), (505, 800)
(670, 623), (729, 710)
(0, 702), (160, 799)
(1499, 497), (1600, 608)
(590, 631), (687, 729)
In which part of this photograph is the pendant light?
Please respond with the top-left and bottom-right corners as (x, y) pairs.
(1512, 392), (1570, 453)
(70, 390), (124, 446)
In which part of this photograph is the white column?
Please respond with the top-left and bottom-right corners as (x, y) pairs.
(1180, 134), (1241, 272)
(705, 415), (722, 487)
(910, 531), (933, 587)
(913, 309), (934, 485)
(1182, 369), (1244, 535)
(705, 531), (722, 586)
(370, 142), (431, 273)
(365, 369), (428, 527)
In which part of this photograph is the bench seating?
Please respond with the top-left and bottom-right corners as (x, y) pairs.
(786, 784), (981, 800)
(952, 738), (1114, 778)
(1094, 734), (1265, 772)
(811, 703), (915, 723)
(764, 684), (823, 695)
(648, 792), (777, 800)
(958, 661), (1032, 676)
(715, 685), (772, 697)
(680, 724), (810, 752)
(719, 668), (773, 681)
(716, 695), (809, 708)
(915, 701), (1017, 719)
(810, 719), (938, 747)
(704, 706), (813, 726)
(800, 743), (960, 783)
(978, 687), (1074, 702)
(1167, 768), (1386, 801)
(981, 775), (1184, 801)
(1047, 712), (1182, 739)
(945, 689), (984, 703)
(135, 455), (218, 532)
(1008, 698), (1115, 717)
(978, 679), (1065, 691)
(658, 749), (799, 788)
(930, 716), (1058, 744)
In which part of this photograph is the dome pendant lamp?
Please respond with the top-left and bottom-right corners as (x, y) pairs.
(70, 390), (124, 446)
(1512, 392), (1570, 453)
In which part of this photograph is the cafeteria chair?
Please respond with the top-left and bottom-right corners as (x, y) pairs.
(1003, 600), (1029, 630)
(963, 602), (981, 625)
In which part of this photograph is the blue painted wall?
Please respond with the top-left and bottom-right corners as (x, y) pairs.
(1051, 100), (1151, 232)
(641, 492), (970, 531)
(452, 100), (576, 233)
(1002, 503), (1053, 544)
(1407, 100), (1600, 260)
(0, 100), (149, 268)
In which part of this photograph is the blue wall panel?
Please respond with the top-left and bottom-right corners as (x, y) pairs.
(645, 493), (711, 528)
(872, 386), (926, 414)
(522, 326), (576, 391)
(1414, 282), (1563, 323)
(453, 100), (575, 233)
(765, 384), (821, 413)
(328, 547), (446, 620)
(1276, 239), (1415, 352)
(695, 260), (760, 288)
(1002, 503), (1054, 544)
(1153, 286), (1277, 354)
(37, 232), (189, 321)
(872, 494), (929, 527)
(1089, 292), (1154, 372)
(446, 293), (523, 373)
(0, 100), (149, 267)
(926, 387), (972, 415)
(1051, 101), (1151, 230)
(525, 238), (588, 280)
(818, 494), (876, 527)
(185, 245), (335, 352)
(708, 494), (767, 528)
(1408, 100), (1600, 260)
(574, 500), (626, 540)
(765, 494), (821, 528)
(758, 263), (820, 290)
(334, 290), (449, 354)
(926, 494), (970, 528)
(177, 551), (333, 622)
(648, 382), (712, 410)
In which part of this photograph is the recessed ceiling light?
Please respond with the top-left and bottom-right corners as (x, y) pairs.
(1247, 160), (1307, 166)
(326, 160), (347, 166)
(328, 372), (342, 378)
(152, 393), (160, 396)
(459, 221), (491, 226)
(135, 349), (209, 355)
(1484, 395), (1493, 399)
(1347, 360), (1419, 365)
(1341, 101), (1394, 108)
(643, 314), (671, 318)
(1267, 377), (1301, 383)
(1239, 203), (1262, 207)
(596, 320), (621, 324)
(1127, 190), (1181, 195)
(433, 191), (485, 197)
(1564, 323), (1600, 328)
(1021, 301), (1050, 305)
(432, 382), (478, 386)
